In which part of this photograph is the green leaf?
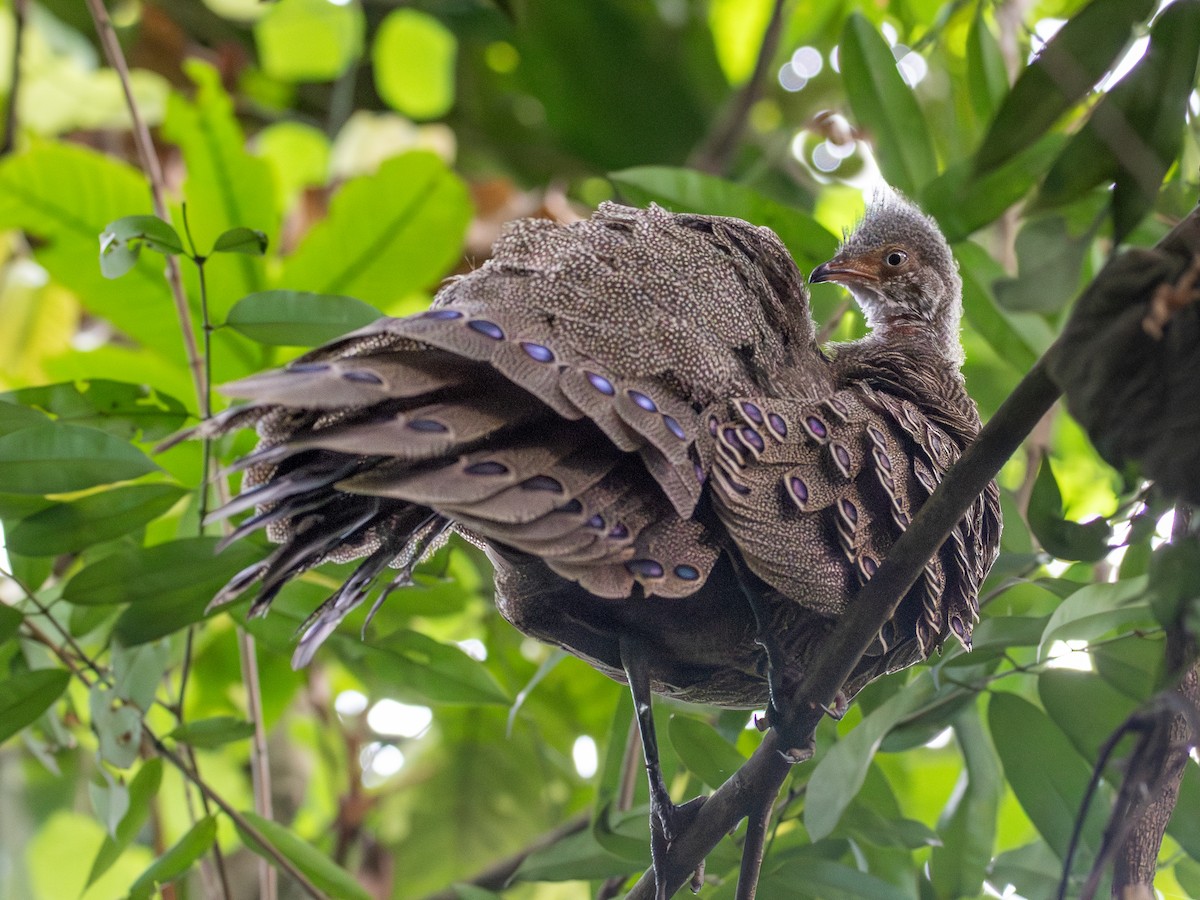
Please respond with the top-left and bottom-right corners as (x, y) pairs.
(988, 692), (1107, 863)
(930, 707), (1002, 898)
(0, 668), (70, 744)
(974, 0), (1156, 174)
(667, 715), (746, 790)
(254, 0), (365, 82)
(98, 215), (184, 277)
(1039, 575), (1153, 654)
(1038, 669), (1138, 762)
(211, 227), (269, 256)
(351, 630), (510, 706)
(225, 290), (382, 346)
(168, 716), (256, 748)
(513, 823), (636, 881)
(609, 166), (839, 271)
(0, 422), (159, 494)
(989, 841), (1065, 899)
(279, 152), (470, 309)
(63, 537), (264, 644)
(1026, 455), (1111, 561)
(805, 672), (936, 840)
(1169, 768), (1200, 861)
(90, 686), (142, 769)
(954, 242), (1042, 374)
(1177, 857), (1200, 896)
(236, 811), (372, 900)
(161, 60), (277, 315)
(1039, 1), (1200, 241)
(993, 213), (1094, 314)
(966, 11), (1008, 124)
(0, 380), (188, 442)
(373, 9), (457, 120)
(7, 483), (187, 557)
(0, 604), (23, 646)
(840, 14), (937, 195)
(0, 400), (50, 436)
(112, 640), (172, 712)
(760, 858), (913, 899)
(87, 759), (163, 888)
(1147, 537), (1200, 629)
(89, 769), (129, 838)
(128, 815), (217, 900)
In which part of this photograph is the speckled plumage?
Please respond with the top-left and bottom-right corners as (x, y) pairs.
(199, 198), (1000, 709)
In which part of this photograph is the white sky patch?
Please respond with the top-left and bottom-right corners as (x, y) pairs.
(361, 742), (405, 786)
(335, 689), (369, 717)
(457, 638), (487, 661)
(1046, 639), (1093, 671)
(1099, 36), (1150, 91)
(367, 698), (433, 738)
(0, 521), (9, 577)
(572, 735), (598, 779)
(925, 727), (954, 749)
(1029, 19), (1067, 61)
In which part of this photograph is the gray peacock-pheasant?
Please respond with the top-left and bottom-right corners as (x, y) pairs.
(195, 193), (1001, 895)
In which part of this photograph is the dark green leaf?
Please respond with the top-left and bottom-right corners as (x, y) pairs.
(1026, 455), (1111, 561)
(1039, 669), (1139, 762)
(840, 14), (937, 195)
(1039, 575), (1153, 653)
(0, 422), (159, 494)
(1093, 637), (1164, 701)
(7, 483), (186, 557)
(0, 604), (22, 646)
(0, 381), (188, 441)
(225, 290), (381, 346)
(760, 857), (913, 898)
(87, 758), (163, 888)
(667, 714), (746, 790)
(609, 166), (839, 271)
(993, 213), (1094, 314)
(0, 668), (69, 744)
(0, 400), (50, 436)
(988, 692), (1107, 862)
(966, 11), (1008, 124)
(211, 227), (269, 256)
(1169, 768), (1200, 861)
(988, 841), (1065, 899)
(841, 802), (940, 849)
(975, 0), (1156, 173)
(1039, 1), (1200, 240)
(1147, 537), (1200, 628)
(513, 822), (636, 881)
(352, 630), (510, 706)
(954, 242), (1042, 373)
(168, 716), (256, 748)
(128, 815), (217, 900)
(236, 811), (372, 900)
(1177, 857), (1200, 895)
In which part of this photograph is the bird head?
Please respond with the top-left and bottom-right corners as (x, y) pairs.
(810, 190), (962, 354)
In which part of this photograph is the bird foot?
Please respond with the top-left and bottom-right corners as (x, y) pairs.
(1143, 254), (1200, 339)
(649, 794), (707, 899)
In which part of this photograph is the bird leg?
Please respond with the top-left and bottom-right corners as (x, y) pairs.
(1143, 253), (1200, 339)
(620, 635), (706, 899)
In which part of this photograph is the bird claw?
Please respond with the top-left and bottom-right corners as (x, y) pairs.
(1143, 254), (1200, 339)
(649, 795), (707, 899)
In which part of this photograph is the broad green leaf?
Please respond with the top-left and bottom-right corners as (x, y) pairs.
(759, 857), (913, 898)
(975, 0), (1156, 173)
(89, 686), (142, 769)
(279, 152), (470, 309)
(0, 668), (69, 744)
(805, 672), (936, 840)
(351, 630), (510, 706)
(513, 824), (637, 881)
(1178, 857), (1200, 895)
(841, 803), (940, 850)
(988, 841), (1065, 899)
(609, 166), (839, 271)
(0, 422), (158, 494)
(1147, 537), (1200, 629)
(236, 811), (372, 900)
(1039, 575), (1152, 654)
(667, 714), (746, 790)
(954, 242), (1042, 374)
(1039, 1), (1200, 241)
(1169, 769), (1200, 861)
(89, 770), (129, 838)
(1038, 669), (1138, 762)
(224, 290), (381, 346)
(99, 215), (183, 277)
(6, 483), (187, 556)
(87, 759), (163, 888)
(1026, 455), (1111, 561)
(840, 14), (937, 195)
(128, 815), (217, 900)
(112, 640), (172, 712)
(993, 213), (1094, 314)
(161, 60), (277, 315)
(211, 227), (268, 256)
(0, 604), (23, 645)
(1093, 636), (1164, 700)
(254, 0), (365, 82)
(988, 693), (1107, 862)
(930, 708), (1002, 898)
(0, 380), (188, 441)
(168, 716), (256, 748)
(966, 11), (1008, 124)
(924, 135), (1063, 242)
(373, 9), (457, 120)
(0, 400), (50, 436)
(0, 142), (185, 372)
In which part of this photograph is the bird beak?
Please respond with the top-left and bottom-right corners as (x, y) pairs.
(809, 258), (878, 285)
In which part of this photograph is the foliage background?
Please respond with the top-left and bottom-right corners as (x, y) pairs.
(0, 0), (1197, 897)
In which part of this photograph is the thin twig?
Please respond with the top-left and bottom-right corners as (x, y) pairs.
(690, 0), (788, 175)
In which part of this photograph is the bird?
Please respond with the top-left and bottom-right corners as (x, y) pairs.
(192, 193), (1001, 897)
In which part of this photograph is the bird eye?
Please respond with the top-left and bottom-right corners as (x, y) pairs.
(885, 250), (907, 267)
